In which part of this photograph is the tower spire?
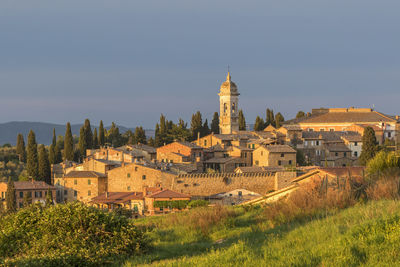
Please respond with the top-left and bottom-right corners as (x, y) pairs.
(226, 66), (231, 81)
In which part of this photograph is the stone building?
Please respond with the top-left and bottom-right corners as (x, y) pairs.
(219, 72), (240, 134)
(55, 171), (107, 203)
(252, 145), (297, 167)
(156, 141), (204, 164)
(0, 181), (56, 209)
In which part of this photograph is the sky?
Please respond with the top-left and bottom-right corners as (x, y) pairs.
(1, 0), (400, 129)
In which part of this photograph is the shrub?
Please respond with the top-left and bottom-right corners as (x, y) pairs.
(0, 202), (149, 266)
(154, 200), (189, 210)
(366, 150), (400, 178)
(188, 199), (209, 208)
(366, 176), (400, 201)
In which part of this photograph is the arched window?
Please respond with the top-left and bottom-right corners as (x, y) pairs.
(224, 103), (227, 114)
(232, 103), (236, 113)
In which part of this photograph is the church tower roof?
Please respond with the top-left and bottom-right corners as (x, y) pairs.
(219, 72), (239, 96)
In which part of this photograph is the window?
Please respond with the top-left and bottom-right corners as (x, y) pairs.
(204, 140), (207, 146)
(255, 160), (259, 166)
(316, 141), (320, 146)
(64, 190), (67, 195)
(388, 132), (392, 138)
(74, 179), (77, 185)
(329, 128), (334, 132)
(278, 160), (282, 166)
(232, 103), (236, 113)
(88, 179), (91, 185)
(127, 173), (131, 178)
(280, 153), (284, 157)
(19, 202), (23, 208)
(320, 128), (325, 132)
(142, 175), (146, 180)
(74, 191), (77, 197)
(19, 192), (23, 198)
(127, 186), (131, 191)
(252, 144), (255, 149)
(344, 152), (347, 157)
(354, 151), (358, 157)
(354, 142), (358, 146)
(1, 192), (4, 199)
(305, 141), (308, 146)
(308, 128), (313, 132)
(88, 190), (91, 196)
(238, 191), (242, 196)
(289, 160), (292, 165)
(335, 152), (338, 156)
(39, 191), (42, 198)
(224, 103), (227, 114)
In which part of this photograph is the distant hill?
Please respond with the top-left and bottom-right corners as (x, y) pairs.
(0, 121), (154, 146)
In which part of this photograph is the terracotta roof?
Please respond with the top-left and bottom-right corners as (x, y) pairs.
(174, 141), (203, 149)
(261, 145), (296, 153)
(324, 143), (351, 152)
(298, 110), (396, 124)
(94, 159), (121, 165)
(235, 166), (285, 173)
(90, 192), (144, 204)
(8, 181), (56, 190)
(64, 171), (106, 178)
(147, 189), (191, 199)
(204, 157), (238, 164)
(128, 144), (157, 153)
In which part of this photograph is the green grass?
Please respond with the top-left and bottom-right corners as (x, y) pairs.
(123, 200), (400, 266)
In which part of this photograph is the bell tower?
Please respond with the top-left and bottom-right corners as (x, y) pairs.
(219, 72), (240, 134)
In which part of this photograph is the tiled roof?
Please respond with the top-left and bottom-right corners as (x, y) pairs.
(129, 144), (157, 153)
(175, 141), (203, 149)
(235, 166), (285, 173)
(147, 189), (191, 199)
(10, 181), (55, 190)
(324, 143), (351, 152)
(319, 167), (365, 178)
(298, 110), (396, 124)
(94, 159), (121, 165)
(64, 171), (106, 178)
(204, 157), (238, 164)
(262, 145), (296, 153)
(90, 192), (144, 204)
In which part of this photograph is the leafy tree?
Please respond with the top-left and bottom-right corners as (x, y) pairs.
(366, 150), (400, 176)
(64, 122), (74, 161)
(6, 178), (16, 212)
(45, 188), (53, 207)
(296, 149), (306, 166)
(78, 126), (87, 160)
(238, 109), (246, 130)
(296, 111), (306, 119)
(38, 145), (51, 184)
(26, 130), (39, 180)
(254, 116), (265, 131)
(211, 112), (219, 134)
(49, 129), (56, 165)
(93, 128), (99, 149)
(168, 119), (191, 142)
(23, 192), (32, 207)
(275, 112), (285, 128)
(107, 122), (122, 147)
(99, 120), (105, 147)
(134, 126), (147, 144)
(190, 111), (203, 140)
(266, 108), (275, 127)
(360, 126), (378, 166)
(16, 133), (26, 162)
(84, 119), (93, 149)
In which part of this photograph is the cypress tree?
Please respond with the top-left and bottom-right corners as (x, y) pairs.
(266, 108), (276, 127)
(6, 178), (16, 212)
(254, 116), (265, 131)
(54, 135), (63, 163)
(275, 112), (285, 128)
(99, 120), (105, 147)
(45, 188), (53, 207)
(26, 130), (39, 180)
(16, 133), (26, 162)
(134, 126), (147, 144)
(93, 128), (99, 149)
(49, 128), (56, 165)
(64, 122), (74, 161)
(190, 111), (203, 140)
(38, 145), (51, 184)
(211, 112), (219, 134)
(84, 119), (93, 149)
(238, 109), (246, 130)
(78, 126), (87, 160)
(360, 126), (378, 166)
(202, 119), (210, 136)
(23, 192), (32, 207)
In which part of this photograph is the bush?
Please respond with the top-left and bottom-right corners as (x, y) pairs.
(188, 199), (209, 208)
(0, 202), (149, 266)
(366, 150), (400, 178)
(154, 200), (189, 210)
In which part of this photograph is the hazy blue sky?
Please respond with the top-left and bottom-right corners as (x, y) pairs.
(1, 0), (400, 128)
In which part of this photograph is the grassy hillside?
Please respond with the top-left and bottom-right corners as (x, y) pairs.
(124, 200), (400, 266)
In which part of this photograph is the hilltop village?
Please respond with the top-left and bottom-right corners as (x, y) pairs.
(2, 72), (399, 216)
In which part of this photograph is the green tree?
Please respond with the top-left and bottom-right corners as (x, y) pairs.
(191, 111), (203, 140)
(254, 116), (265, 131)
(49, 129), (56, 165)
(168, 119), (191, 142)
(45, 188), (53, 207)
(134, 126), (147, 144)
(78, 126), (87, 160)
(202, 119), (210, 136)
(155, 115), (172, 146)
(54, 135), (63, 163)
(360, 126), (378, 166)
(93, 128), (99, 149)
(16, 133), (26, 162)
(275, 112), (285, 128)
(64, 122), (74, 161)
(38, 145), (51, 184)
(6, 178), (16, 212)
(296, 111), (306, 119)
(238, 109), (246, 130)
(211, 112), (219, 134)
(26, 130), (39, 180)
(266, 108), (275, 127)
(84, 119), (93, 149)
(99, 120), (105, 147)
(296, 149), (306, 166)
(366, 150), (400, 176)
(23, 192), (32, 207)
